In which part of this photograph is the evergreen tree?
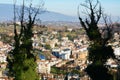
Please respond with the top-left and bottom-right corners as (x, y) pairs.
(78, 0), (115, 80)
(7, 0), (44, 79)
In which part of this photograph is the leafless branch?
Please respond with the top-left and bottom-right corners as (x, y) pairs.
(102, 14), (113, 45)
(13, 0), (17, 35)
(78, 4), (88, 32)
(93, 0), (99, 10)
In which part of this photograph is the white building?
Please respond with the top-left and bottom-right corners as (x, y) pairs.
(62, 37), (68, 41)
(52, 48), (71, 60)
(106, 59), (118, 68)
(0, 53), (7, 63)
(79, 46), (88, 52)
(67, 28), (73, 32)
(37, 60), (51, 74)
(60, 48), (71, 60)
(114, 47), (120, 59)
(114, 32), (120, 40)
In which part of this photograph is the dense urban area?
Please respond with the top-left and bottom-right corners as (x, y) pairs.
(0, 22), (120, 80)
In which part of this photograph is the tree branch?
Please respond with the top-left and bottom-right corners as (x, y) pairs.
(78, 5), (88, 31)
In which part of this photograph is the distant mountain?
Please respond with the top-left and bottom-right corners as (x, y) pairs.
(40, 11), (78, 22)
(0, 4), (79, 22)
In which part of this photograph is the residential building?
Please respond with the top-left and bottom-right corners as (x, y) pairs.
(37, 60), (51, 74)
(52, 48), (71, 60)
(0, 53), (7, 63)
(60, 48), (71, 60)
(67, 73), (80, 80)
(114, 47), (120, 59)
(52, 48), (61, 58)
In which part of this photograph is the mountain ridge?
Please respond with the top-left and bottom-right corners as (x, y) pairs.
(0, 4), (79, 22)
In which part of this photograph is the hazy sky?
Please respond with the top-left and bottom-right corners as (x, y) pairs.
(0, 0), (120, 17)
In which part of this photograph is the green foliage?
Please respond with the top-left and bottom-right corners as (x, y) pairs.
(57, 33), (62, 41)
(16, 58), (38, 80)
(8, 40), (39, 80)
(7, 1), (40, 79)
(51, 66), (58, 74)
(55, 43), (58, 47)
(87, 27), (101, 41)
(85, 65), (113, 80)
(79, 0), (115, 64)
(67, 34), (76, 41)
(71, 70), (80, 74)
(79, 0), (115, 80)
(51, 66), (66, 75)
(44, 44), (51, 50)
(88, 43), (115, 64)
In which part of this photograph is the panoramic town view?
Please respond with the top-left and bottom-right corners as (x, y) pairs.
(0, 0), (120, 80)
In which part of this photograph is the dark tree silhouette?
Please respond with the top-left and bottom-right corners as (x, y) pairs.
(7, 0), (44, 79)
(78, 0), (115, 80)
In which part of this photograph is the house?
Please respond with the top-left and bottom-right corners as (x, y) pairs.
(37, 60), (51, 74)
(52, 31), (58, 34)
(0, 77), (9, 80)
(52, 48), (61, 58)
(60, 48), (71, 60)
(0, 63), (7, 70)
(49, 39), (59, 48)
(52, 48), (71, 60)
(54, 74), (65, 80)
(79, 46), (88, 52)
(114, 47), (120, 59)
(0, 53), (7, 63)
(62, 37), (68, 41)
(113, 32), (120, 41)
(0, 41), (3, 46)
(78, 51), (88, 60)
(67, 28), (73, 32)
(106, 59), (118, 69)
(67, 73), (80, 80)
